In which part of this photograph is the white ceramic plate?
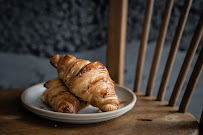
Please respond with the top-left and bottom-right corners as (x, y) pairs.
(21, 83), (136, 124)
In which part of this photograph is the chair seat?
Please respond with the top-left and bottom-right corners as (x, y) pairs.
(0, 89), (199, 135)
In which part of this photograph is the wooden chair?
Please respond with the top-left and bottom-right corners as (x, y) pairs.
(107, 0), (202, 134)
(0, 0), (202, 135)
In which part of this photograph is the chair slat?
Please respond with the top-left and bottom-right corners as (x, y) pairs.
(179, 46), (203, 113)
(169, 12), (203, 106)
(134, 0), (154, 92)
(107, 0), (128, 85)
(157, 0), (192, 101)
(145, 0), (173, 96)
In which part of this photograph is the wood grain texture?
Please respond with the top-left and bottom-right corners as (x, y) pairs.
(169, 12), (203, 106)
(157, 0), (191, 101)
(107, 0), (128, 85)
(134, 0), (154, 92)
(0, 89), (199, 135)
(179, 46), (203, 113)
(145, 0), (173, 96)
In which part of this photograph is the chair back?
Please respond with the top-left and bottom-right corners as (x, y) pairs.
(107, 0), (203, 113)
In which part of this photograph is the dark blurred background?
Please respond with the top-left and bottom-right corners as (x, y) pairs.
(0, 0), (202, 120)
(0, 0), (202, 57)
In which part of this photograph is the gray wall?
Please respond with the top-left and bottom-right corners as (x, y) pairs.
(0, 0), (202, 57)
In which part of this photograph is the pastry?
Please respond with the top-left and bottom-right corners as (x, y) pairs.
(42, 78), (88, 113)
(50, 54), (119, 112)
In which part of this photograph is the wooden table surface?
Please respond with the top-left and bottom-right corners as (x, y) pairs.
(0, 89), (199, 135)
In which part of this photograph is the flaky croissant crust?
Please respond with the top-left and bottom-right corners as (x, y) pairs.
(42, 78), (88, 113)
(50, 54), (119, 112)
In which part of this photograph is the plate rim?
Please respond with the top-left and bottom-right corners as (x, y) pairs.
(21, 82), (136, 119)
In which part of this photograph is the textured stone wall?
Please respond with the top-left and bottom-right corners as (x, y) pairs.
(0, 0), (202, 57)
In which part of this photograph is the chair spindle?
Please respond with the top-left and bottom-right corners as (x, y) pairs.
(179, 46), (203, 113)
(169, 12), (203, 106)
(157, 0), (192, 101)
(107, 0), (128, 85)
(145, 0), (173, 96)
(134, 0), (154, 92)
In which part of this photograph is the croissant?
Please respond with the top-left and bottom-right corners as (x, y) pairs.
(50, 54), (119, 112)
(42, 78), (88, 113)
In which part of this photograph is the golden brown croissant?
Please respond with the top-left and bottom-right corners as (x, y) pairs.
(42, 78), (88, 113)
(50, 54), (119, 112)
